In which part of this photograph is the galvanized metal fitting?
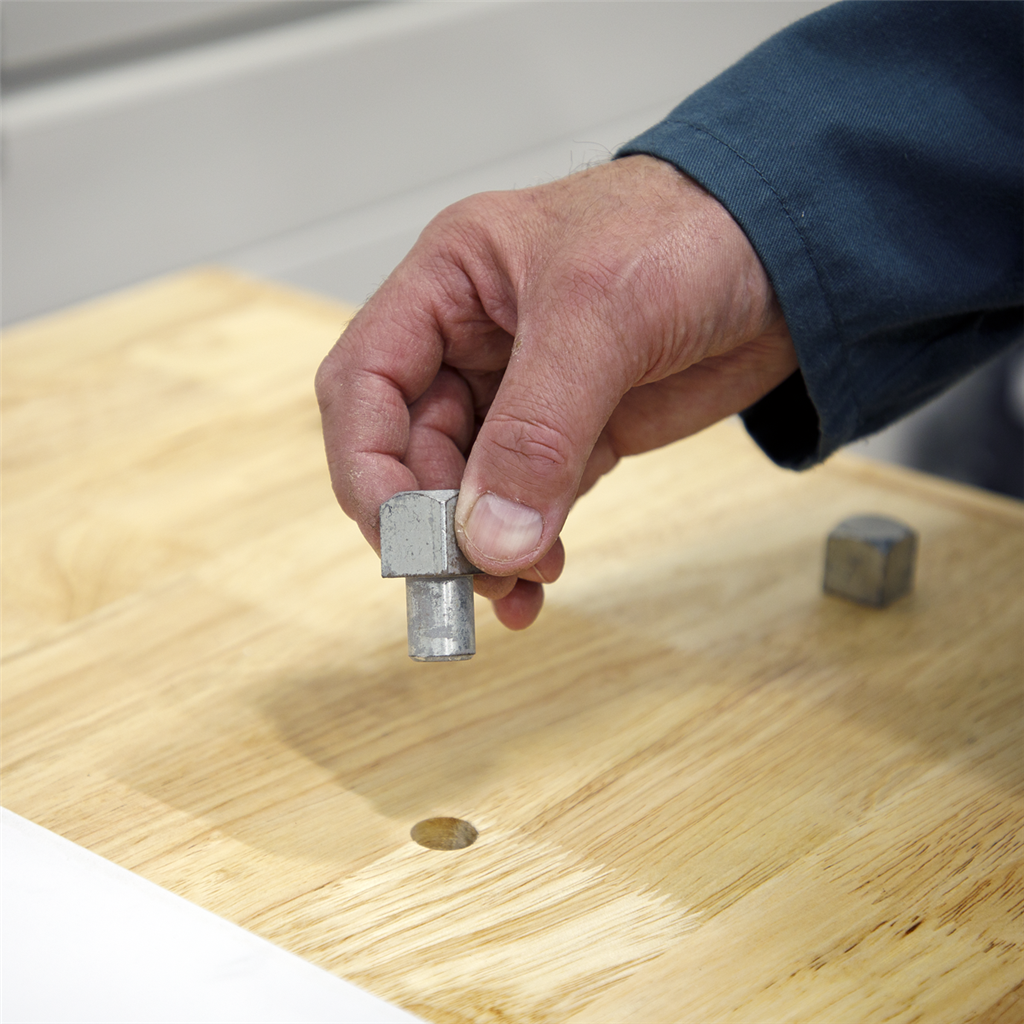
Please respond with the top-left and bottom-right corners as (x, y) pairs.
(824, 514), (917, 607)
(380, 490), (482, 661)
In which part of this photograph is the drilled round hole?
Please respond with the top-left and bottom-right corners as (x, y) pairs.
(411, 817), (478, 850)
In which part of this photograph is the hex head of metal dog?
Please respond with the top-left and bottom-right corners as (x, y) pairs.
(824, 514), (917, 608)
(380, 489), (480, 579)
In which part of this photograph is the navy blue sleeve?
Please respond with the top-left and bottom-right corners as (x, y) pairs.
(618, 0), (1023, 469)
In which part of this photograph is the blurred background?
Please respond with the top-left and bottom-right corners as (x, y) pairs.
(2, 0), (1021, 497)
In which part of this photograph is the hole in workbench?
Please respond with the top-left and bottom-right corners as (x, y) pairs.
(411, 817), (478, 850)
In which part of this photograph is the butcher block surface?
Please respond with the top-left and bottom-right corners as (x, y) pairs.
(3, 269), (1021, 1024)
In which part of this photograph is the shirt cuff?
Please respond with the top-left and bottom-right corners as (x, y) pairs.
(617, 120), (859, 467)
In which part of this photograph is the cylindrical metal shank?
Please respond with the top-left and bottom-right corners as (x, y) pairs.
(405, 576), (475, 661)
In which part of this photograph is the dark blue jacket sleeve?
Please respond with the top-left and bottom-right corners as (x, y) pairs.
(618, 0), (1023, 469)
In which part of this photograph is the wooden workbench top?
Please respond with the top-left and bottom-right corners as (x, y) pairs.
(3, 270), (1021, 1024)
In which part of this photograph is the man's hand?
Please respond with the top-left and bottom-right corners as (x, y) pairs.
(315, 155), (797, 629)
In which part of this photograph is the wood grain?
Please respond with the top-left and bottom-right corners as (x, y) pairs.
(3, 269), (1021, 1024)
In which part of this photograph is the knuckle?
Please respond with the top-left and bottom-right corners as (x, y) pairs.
(487, 410), (574, 479)
(313, 358), (336, 408)
(430, 191), (501, 238)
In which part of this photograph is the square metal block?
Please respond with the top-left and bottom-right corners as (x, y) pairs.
(380, 489), (480, 579)
(824, 514), (917, 608)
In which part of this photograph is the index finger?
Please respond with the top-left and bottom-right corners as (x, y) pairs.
(314, 278), (447, 547)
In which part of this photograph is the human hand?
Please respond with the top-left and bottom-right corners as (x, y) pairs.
(315, 155), (797, 630)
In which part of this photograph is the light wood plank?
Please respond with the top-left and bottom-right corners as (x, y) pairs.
(3, 269), (1021, 1023)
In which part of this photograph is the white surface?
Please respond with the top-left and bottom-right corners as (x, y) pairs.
(0, 1), (317, 76)
(226, 99), (680, 306)
(1, 808), (423, 1024)
(1, 0), (825, 323)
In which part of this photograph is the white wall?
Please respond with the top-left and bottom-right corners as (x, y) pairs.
(2, 1), (826, 324)
(1, 1), (344, 79)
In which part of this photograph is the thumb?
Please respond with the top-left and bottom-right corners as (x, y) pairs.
(454, 315), (632, 575)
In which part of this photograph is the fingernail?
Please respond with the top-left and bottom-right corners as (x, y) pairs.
(463, 493), (543, 564)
